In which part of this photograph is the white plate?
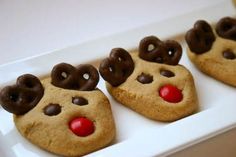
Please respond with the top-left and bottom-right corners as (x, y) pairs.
(0, 1), (236, 157)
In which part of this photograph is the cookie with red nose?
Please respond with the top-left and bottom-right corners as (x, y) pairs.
(0, 63), (116, 157)
(99, 36), (198, 122)
(185, 17), (236, 87)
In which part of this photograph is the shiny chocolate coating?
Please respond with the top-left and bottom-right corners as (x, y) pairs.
(160, 69), (175, 77)
(137, 73), (153, 84)
(72, 96), (88, 105)
(139, 36), (166, 63)
(76, 64), (99, 91)
(216, 17), (236, 41)
(51, 63), (99, 91)
(185, 20), (215, 54)
(164, 40), (182, 65)
(99, 48), (134, 87)
(139, 36), (182, 65)
(43, 103), (61, 116)
(223, 50), (236, 60)
(0, 74), (44, 115)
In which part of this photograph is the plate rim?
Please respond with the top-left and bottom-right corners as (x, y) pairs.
(0, 1), (236, 157)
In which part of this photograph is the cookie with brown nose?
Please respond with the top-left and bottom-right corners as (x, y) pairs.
(0, 63), (116, 157)
(99, 35), (198, 122)
(185, 17), (236, 87)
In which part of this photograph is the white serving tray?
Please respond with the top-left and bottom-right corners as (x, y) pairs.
(0, 1), (236, 157)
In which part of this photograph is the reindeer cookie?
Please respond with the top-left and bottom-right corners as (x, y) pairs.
(185, 17), (236, 87)
(99, 36), (198, 122)
(0, 63), (115, 156)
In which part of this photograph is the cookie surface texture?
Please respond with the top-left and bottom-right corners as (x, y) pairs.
(185, 17), (236, 87)
(105, 52), (198, 121)
(13, 77), (115, 156)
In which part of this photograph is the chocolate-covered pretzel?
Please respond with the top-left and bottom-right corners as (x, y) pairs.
(139, 36), (167, 63)
(0, 74), (44, 115)
(216, 17), (236, 41)
(164, 40), (182, 65)
(77, 64), (99, 91)
(51, 63), (99, 91)
(99, 48), (134, 86)
(139, 36), (182, 65)
(185, 20), (215, 54)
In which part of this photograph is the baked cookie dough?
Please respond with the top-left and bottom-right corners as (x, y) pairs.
(0, 63), (115, 157)
(185, 17), (236, 87)
(99, 36), (198, 122)
(233, 0), (236, 6)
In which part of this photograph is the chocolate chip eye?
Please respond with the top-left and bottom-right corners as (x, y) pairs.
(222, 49), (236, 60)
(72, 97), (88, 106)
(160, 69), (175, 78)
(43, 103), (61, 116)
(137, 73), (153, 84)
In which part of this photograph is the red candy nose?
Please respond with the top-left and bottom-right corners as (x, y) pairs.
(69, 117), (95, 137)
(159, 84), (183, 103)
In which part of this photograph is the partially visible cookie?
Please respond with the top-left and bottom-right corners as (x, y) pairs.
(0, 63), (116, 156)
(99, 36), (198, 122)
(185, 17), (236, 87)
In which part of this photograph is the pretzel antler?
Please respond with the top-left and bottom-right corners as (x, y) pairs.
(185, 20), (215, 54)
(0, 74), (44, 115)
(99, 48), (134, 87)
(51, 63), (99, 91)
(139, 36), (182, 65)
(216, 17), (236, 41)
